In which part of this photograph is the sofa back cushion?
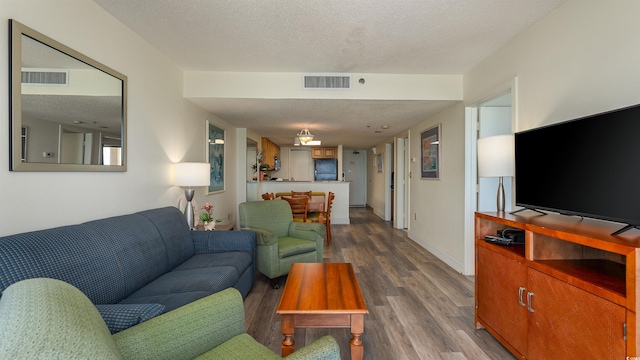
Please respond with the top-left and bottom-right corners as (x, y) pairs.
(0, 224), (126, 303)
(137, 207), (194, 269)
(82, 212), (172, 300)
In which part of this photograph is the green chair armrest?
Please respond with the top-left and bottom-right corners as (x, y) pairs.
(243, 227), (279, 245)
(288, 222), (326, 241)
(113, 288), (245, 360)
(0, 278), (121, 360)
(286, 336), (342, 360)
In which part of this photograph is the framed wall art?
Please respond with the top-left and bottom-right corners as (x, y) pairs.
(376, 153), (383, 173)
(421, 124), (440, 179)
(206, 121), (225, 193)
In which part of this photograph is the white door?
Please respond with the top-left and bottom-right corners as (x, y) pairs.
(60, 132), (84, 164)
(83, 133), (93, 164)
(478, 92), (513, 212)
(343, 150), (366, 206)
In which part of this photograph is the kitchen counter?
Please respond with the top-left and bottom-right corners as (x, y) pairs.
(259, 181), (350, 224)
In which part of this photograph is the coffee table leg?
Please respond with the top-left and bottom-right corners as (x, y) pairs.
(350, 314), (365, 360)
(281, 315), (295, 357)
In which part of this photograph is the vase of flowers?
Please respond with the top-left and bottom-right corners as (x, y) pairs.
(200, 203), (217, 231)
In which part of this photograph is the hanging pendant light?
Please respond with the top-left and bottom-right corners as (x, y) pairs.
(297, 127), (314, 144)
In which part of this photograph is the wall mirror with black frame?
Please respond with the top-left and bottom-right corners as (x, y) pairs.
(9, 19), (127, 171)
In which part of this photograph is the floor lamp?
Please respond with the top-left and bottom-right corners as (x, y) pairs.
(477, 134), (514, 212)
(173, 162), (210, 229)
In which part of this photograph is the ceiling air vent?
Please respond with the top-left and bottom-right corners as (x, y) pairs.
(303, 74), (350, 89)
(21, 68), (69, 86)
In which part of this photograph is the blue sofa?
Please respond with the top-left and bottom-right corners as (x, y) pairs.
(0, 206), (256, 333)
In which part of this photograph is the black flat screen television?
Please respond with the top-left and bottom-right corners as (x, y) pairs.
(514, 103), (640, 235)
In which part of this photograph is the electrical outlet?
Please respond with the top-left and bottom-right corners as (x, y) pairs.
(414, 213), (417, 220)
(227, 213), (231, 220)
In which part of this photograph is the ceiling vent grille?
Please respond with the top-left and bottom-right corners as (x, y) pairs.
(21, 68), (69, 86)
(303, 75), (350, 89)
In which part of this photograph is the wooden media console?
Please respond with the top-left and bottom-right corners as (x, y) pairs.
(475, 211), (639, 359)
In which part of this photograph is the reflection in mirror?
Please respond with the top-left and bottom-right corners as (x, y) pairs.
(9, 19), (127, 171)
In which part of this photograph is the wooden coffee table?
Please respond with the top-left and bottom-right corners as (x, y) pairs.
(276, 262), (368, 359)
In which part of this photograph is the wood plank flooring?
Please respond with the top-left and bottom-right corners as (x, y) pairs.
(243, 207), (515, 360)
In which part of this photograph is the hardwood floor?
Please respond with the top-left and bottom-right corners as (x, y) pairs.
(243, 207), (515, 360)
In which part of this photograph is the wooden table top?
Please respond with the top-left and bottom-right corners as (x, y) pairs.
(277, 263), (368, 315)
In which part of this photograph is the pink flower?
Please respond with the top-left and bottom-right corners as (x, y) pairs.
(200, 203), (214, 223)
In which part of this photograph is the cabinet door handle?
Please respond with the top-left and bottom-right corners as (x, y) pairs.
(526, 291), (535, 313)
(518, 286), (526, 307)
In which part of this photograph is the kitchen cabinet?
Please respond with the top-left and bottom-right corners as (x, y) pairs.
(311, 147), (336, 159)
(261, 138), (280, 169)
(475, 212), (634, 359)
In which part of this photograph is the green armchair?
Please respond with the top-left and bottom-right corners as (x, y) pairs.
(239, 200), (326, 288)
(0, 278), (341, 360)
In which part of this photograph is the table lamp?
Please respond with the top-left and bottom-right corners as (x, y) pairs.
(173, 162), (210, 229)
(477, 134), (514, 212)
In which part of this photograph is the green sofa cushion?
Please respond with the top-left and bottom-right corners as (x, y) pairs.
(194, 333), (279, 359)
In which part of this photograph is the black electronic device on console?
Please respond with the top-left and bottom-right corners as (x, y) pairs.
(497, 228), (525, 244)
(484, 228), (525, 245)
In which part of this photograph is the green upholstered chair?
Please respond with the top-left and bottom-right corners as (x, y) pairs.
(239, 200), (326, 288)
(0, 278), (341, 360)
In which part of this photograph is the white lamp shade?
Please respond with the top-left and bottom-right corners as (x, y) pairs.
(478, 134), (514, 178)
(173, 162), (210, 187)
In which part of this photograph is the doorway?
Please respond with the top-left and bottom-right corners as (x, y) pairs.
(343, 150), (366, 206)
(464, 80), (518, 275)
(477, 92), (513, 212)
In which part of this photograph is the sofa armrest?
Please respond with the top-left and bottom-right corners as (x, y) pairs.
(113, 288), (245, 360)
(287, 335), (342, 360)
(241, 227), (279, 246)
(192, 230), (256, 254)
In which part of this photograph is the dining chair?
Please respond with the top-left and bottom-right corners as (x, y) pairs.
(291, 190), (312, 199)
(261, 192), (275, 200)
(308, 192), (334, 245)
(282, 196), (310, 223)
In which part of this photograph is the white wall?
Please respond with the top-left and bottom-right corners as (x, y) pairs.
(465, 0), (640, 131)
(0, 0), (238, 236)
(407, 103), (466, 272)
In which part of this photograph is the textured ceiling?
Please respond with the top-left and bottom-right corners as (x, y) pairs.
(93, 0), (565, 148)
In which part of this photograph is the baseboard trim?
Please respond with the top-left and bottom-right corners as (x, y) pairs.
(407, 230), (463, 273)
(331, 217), (350, 225)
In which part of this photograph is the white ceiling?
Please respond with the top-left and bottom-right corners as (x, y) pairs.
(93, 0), (565, 149)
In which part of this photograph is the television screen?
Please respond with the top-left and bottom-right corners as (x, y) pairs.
(514, 104), (640, 232)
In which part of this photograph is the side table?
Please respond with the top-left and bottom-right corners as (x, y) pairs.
(214, 222), (235, 231)
(194, 223), (236, 231)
